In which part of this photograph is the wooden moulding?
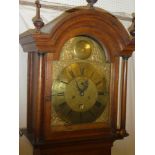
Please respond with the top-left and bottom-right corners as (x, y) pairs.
(33, 139), (113, 155)
(19, 6), (131, 61)
(19, 5), (135, 155)
(121, 38), (135, 58)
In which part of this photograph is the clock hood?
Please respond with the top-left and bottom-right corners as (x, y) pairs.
(19, 5), (134, 61)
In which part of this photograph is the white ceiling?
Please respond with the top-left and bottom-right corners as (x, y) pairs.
(21, 0), (135, 13)
(19, 0), (134, 33)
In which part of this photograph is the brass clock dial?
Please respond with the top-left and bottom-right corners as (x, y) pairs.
(52, 62), (108, 124)
(51, 36), (111, 126)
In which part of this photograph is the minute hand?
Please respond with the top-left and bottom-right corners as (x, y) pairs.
(75, 80), (86, 96)
(75, 79), (82, 92)
(81, 80), (88, 92)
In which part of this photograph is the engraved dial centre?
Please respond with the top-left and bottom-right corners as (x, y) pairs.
(65, 77), (97, 112)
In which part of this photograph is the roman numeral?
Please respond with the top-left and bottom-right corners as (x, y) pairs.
(67, 110), (73, 116)
(57, 92), (65, 96)
(89, 111), (96, 117)
(96, 80), (102, 86)
(98, 92), (108, 96)
(60, 81), (68, 85)
(59, 102), (66, 108)
(90, 71), (94, 78)
(95, 101), (101, 108)
(69, 69), (75, 78)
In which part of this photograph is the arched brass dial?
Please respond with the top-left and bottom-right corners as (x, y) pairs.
(52, 62), (108, 124)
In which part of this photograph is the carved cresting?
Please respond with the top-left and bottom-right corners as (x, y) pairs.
(32, 0), (44, 32)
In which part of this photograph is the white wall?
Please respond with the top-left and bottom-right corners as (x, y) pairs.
(19, 1), (135, 155)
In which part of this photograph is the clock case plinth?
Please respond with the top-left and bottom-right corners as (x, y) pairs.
(20, 4), (134, 155)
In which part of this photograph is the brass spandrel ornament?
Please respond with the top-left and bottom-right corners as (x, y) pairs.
(51, 36), (111, 126)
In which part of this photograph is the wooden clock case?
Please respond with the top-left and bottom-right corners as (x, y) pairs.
(19, 1), (135, 155)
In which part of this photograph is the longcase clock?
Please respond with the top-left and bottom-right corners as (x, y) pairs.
(19, 0), (135, 155)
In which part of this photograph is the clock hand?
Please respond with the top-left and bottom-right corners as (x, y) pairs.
(81, 80), (89, 92)
(75, 79), (83, 94)
(78, 80), (89, 96)
(75, 79), (89, 96)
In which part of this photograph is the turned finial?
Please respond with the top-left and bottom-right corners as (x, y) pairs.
(32, 0), (44, 32)
(86, 0), (98, 8)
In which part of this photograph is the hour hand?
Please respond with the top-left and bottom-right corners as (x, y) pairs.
(82, 80), (88, 91)
(75, 80), (84, 96)
(75, 79), (82, 92)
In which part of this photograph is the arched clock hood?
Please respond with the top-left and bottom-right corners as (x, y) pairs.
(20, 6), (134, 62)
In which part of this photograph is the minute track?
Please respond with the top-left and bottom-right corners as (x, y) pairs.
(52, 61), (109, 124)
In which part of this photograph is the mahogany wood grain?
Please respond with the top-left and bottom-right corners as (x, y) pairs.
(34, 53), (45, 141)
(27, 53), (33, 133)
(119, 57), (129, 137)
(44, 53), (112, 142)
(20, 7), (131, 61)
(110, 57), (120, 132)
(19, 5), (135, 155)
